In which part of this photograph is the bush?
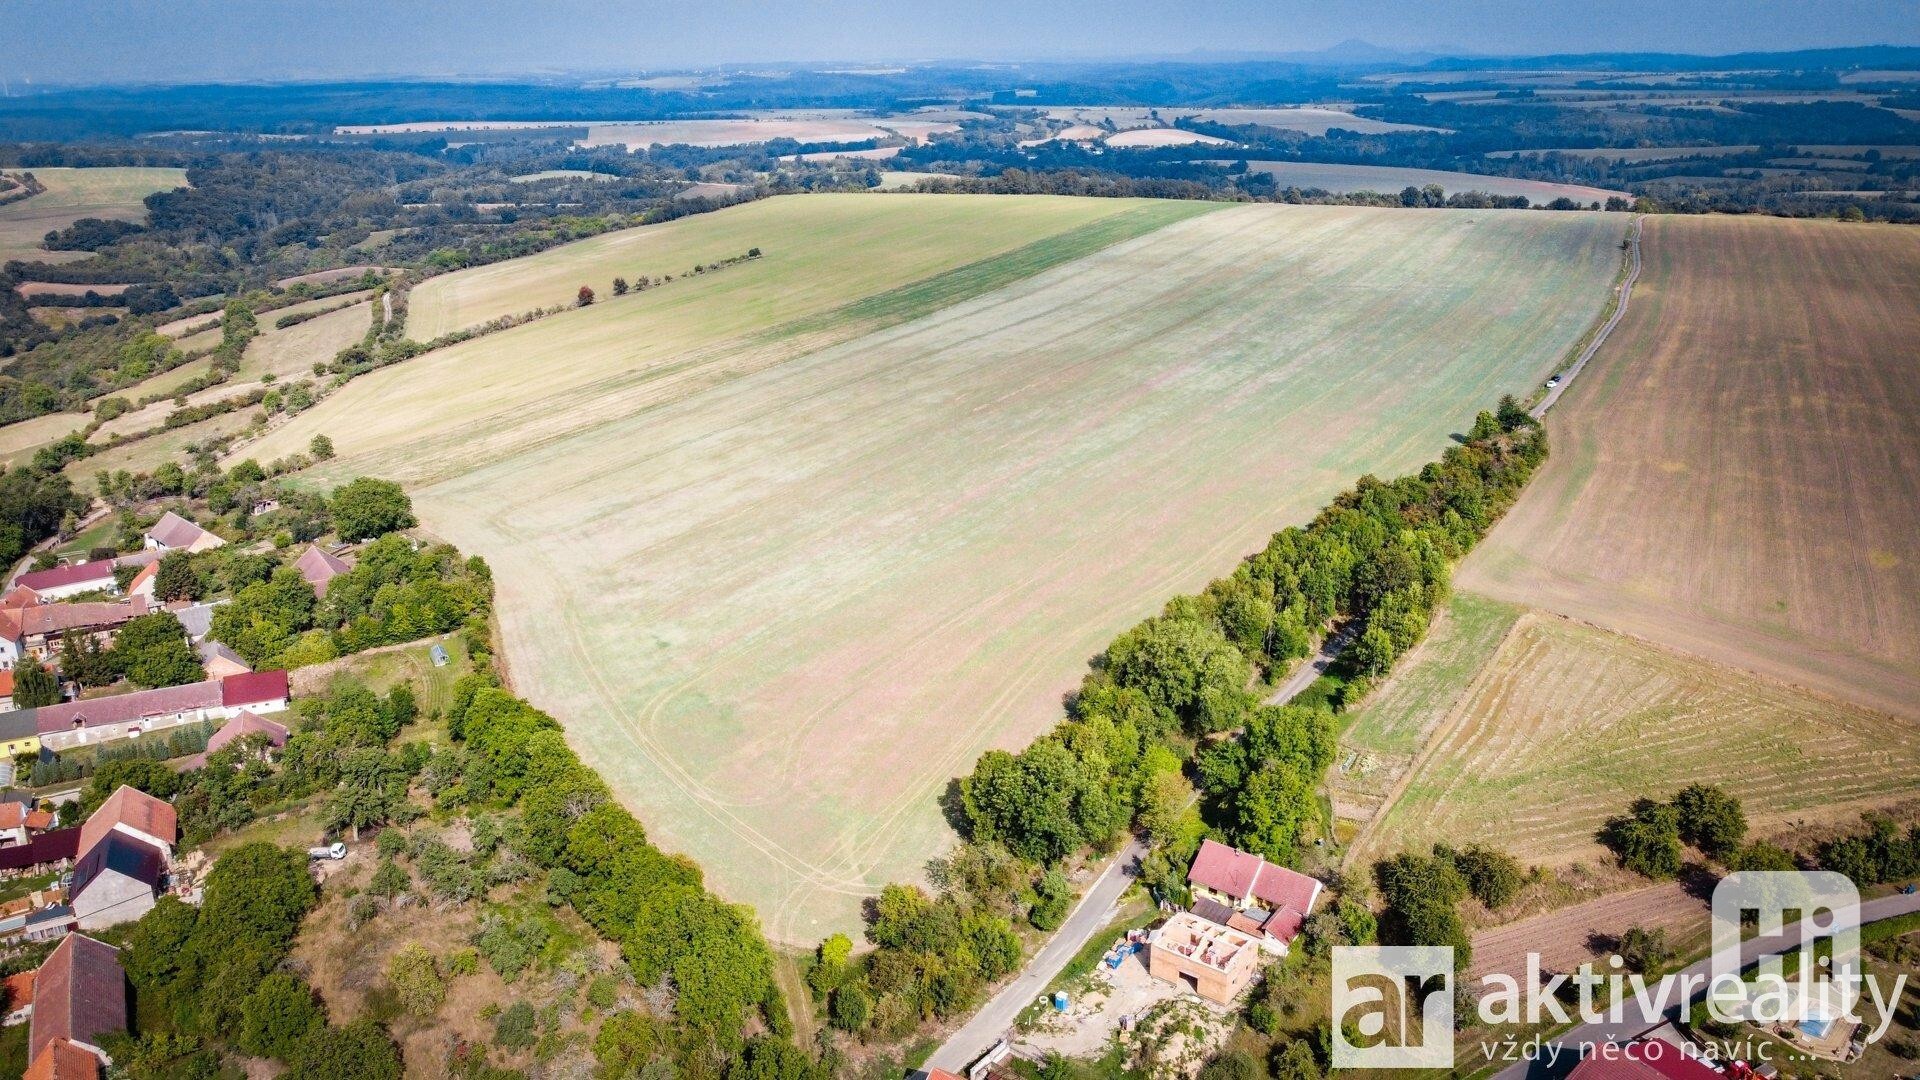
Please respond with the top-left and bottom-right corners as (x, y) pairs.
(1672, 784), (1746, 860)
(1441, 844), (1525, 910)
(495, 1000), (537, 1050)
(1601, 800), (1684, 879)
(386, 945), (445, 1016)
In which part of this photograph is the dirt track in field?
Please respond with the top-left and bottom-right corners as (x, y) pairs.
(1469, 881), (1708, 981)
(1458, 215), (1920, 721)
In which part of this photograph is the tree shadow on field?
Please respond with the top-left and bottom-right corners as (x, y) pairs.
(939, 776), (971, 837)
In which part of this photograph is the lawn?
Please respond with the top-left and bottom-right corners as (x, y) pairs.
(286, 199), (1628, 943)
(0, 166), (187, 265)
(1457, 216), (1920, 721)
(1352, 611), (1920, 868)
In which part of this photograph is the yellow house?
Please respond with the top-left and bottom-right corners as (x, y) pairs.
(0, 707), (40, 758)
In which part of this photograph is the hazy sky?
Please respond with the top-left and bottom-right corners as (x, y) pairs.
(7, 0), (1919, 86)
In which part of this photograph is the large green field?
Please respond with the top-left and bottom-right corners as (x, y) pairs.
(252, 195), (1626, 941)
(0, 166), (187, 265)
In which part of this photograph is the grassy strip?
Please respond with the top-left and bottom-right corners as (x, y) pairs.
(768, 200), (1220, 342)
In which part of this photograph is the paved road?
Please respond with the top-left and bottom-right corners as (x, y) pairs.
(1532, 215), (1643, 420)
(1487, 891), (1920, 1079)
(924, 836), (1148, 1075)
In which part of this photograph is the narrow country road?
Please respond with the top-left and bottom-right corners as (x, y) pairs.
(923, 836), (1148, 1075)
(927, 636), (1349, 1074)
(1487, 891), (1920, 1080)
(1532, 215), (1643, 419)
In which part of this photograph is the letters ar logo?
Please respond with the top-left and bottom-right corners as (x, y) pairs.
(1331, 945), (1455, 1069)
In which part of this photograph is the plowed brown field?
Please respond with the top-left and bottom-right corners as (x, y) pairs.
(1458, 216), (1920, 720)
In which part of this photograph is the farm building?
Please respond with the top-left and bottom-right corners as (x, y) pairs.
(77, 786), (177, 863)
(12, 551), (161, 604)
(294, 544), (353, 596)
(26, 933), (125, 1067)
(1145, 910), (1261, 1004)
(1185, 840), (1322, 954)
(142, 511), (224, 554)
(18, 669), (289, 752)
(69, 832), (164, 931)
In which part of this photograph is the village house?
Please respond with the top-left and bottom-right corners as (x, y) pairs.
(23, 1037), (101, 1080)
(0, 668), (14, 712)
(70, 833), (165, 931)
(171, 601), (220, 643)
(1145, 909), (1262, 1005)
(123, 561), (159, 602)
(3, 970), (33, 1026)
(143, 511), (225, 554)
(1, 596), (151, 663)
(78, 787), (177, 865)
(12, 551), (161, 604)
(0, 800), (55, 847)
(1184, 839), (1323, 954)
(16, 669), (290, 753)
(195, 639), (251, 679)
(294, 543), (353, 596)
(27, 933), (126, 1070)
(0, 706), (38, 760)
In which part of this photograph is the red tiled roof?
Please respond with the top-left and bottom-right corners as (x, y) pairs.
(125, 562), (159, 594)
(36, 678), (221, 736)
(26, 809), (53, 830)
(294, 544), (353, 594)
(1186, 839), (1321, 941)
(1567, 1041), (1724, 1080)
(77, 787), (176, 862)
(205, 710), (288, 753)
(222, 669), (289, 708)
(0, 668), (13, 698)
(0, 801), (26, 829)
(0, 828), (79, 872)
(145, 511), (212, 550)
(16, 598), (147, 639)
(5, 970), (33, 1009)
(2, 584), (40, 608)
(16, 552), (160, 595)
(28, 935), (125, 1061)
(23, 1038), (101, 1080)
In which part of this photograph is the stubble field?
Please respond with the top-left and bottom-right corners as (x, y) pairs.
(0, 166), (187, 265)
(254, 196), (1626, 940)
(1352, 612), (1920, 868)
(1457, 216), (1920, 720)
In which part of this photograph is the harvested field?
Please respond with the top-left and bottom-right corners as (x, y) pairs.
(1188, 107), (1447, 135)
(580, 117), (893, 149)
(0, 166), (186, 265)
(15, 281), (139, 298)
(0, 411), (89, 466)
(1353, 612), (1920, 869)
(255, 198), (1625, 941)
(1229, 160), (1629, 203)
(1458, 216), (1920, 720)
(1104, 128), (1233, 148)
(401, 192), (1161, 342)
(74, 408), (253, 480)
(1485, 145), (1759, 162)
(273, 265), (391, 288)
(1469, 881), (1708, 981)
(508, 169), (619, 182)
(241, 299), (373, 379)
(782, 147), (901, 162)
(1332, 593), (1523, 822)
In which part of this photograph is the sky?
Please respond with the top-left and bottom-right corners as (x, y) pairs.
(7, 0), (1920, 86)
